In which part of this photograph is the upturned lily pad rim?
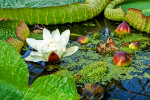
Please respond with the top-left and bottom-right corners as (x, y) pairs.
(104, 0), (150, 33)
(115, 0), (150, 16)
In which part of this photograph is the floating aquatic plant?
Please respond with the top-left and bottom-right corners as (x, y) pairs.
(114, 33), (150, 46)
(0, 0), (110, 25)
(99, 52), (150, 85)
(119, 46), (134, 54)
(25, 28), (78, 63)
(62, 41), (103, 72)
(60, 38), (150, 86)
(74, 61), (107, 83)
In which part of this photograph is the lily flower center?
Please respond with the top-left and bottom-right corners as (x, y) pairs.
(44, 40), (59, 50)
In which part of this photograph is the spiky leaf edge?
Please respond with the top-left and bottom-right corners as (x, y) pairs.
(104, 0), (150, 33)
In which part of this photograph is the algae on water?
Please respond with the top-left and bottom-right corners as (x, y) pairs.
(74, 61), (107, 84)
(61, 41), (150, 85)
(24, 31), (150, 86)
(62, 42), (103, 72)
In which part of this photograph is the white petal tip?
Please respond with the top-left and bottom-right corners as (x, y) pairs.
(24, 55), (46, 62)
(63, 46), (79, 57)
(43, 28), (50, 33)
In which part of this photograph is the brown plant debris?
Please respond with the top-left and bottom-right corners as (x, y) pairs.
(96, 37), (118, 53)
(78, 84), (104, 100)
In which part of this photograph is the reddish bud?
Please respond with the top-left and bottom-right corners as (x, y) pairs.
(129, 42), (139, 50)
(48, 51), (59, 63)
(78, 36), (89, 44)
(113, 51), (132, 67)
(116, 21), (131, 35)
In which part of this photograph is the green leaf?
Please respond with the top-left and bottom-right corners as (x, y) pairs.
(117, 0), (150, 16)
(142, 9), (150, 16)
(117, 33), (150, 44)
(104, 0), (150, 33)
(120, 46), (134, 54)
(0, 0), (85, 8)
(23, 75), (79, 100)
(0, 0), (110, 25)
(0, 40), (29, 100)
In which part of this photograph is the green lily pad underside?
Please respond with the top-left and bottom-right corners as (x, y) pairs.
(0, 0), (85, 8)
(116, 0), (150, 16)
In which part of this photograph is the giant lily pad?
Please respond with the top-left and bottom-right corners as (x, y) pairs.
(0, 20), (30, 51)
(0, 0), (85, 8)
(0, 41), (79, 100)
(0, 0), (110, 25)
(104, 0), (150, 33)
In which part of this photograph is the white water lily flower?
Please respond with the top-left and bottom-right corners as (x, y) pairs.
(24, 28), (78, 63)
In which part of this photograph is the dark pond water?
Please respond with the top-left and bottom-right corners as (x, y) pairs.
(21, 13), (150, 100)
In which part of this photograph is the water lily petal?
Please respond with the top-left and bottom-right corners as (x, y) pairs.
(60, 29), (70, 46)
(43, 28), (52, 41)
(63, 46), (78, 57)
(59, 37), (67, 49)
(51, 29), (60, 42)
(24, 52), (46, 62)
(26, 38), (43, 52)
(54, 48), (65, 59)
(25, 28), (78, 63)
(30, 51), (42, 56)
(24, 56), (46, 62)
(41, 47), (54, 54)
